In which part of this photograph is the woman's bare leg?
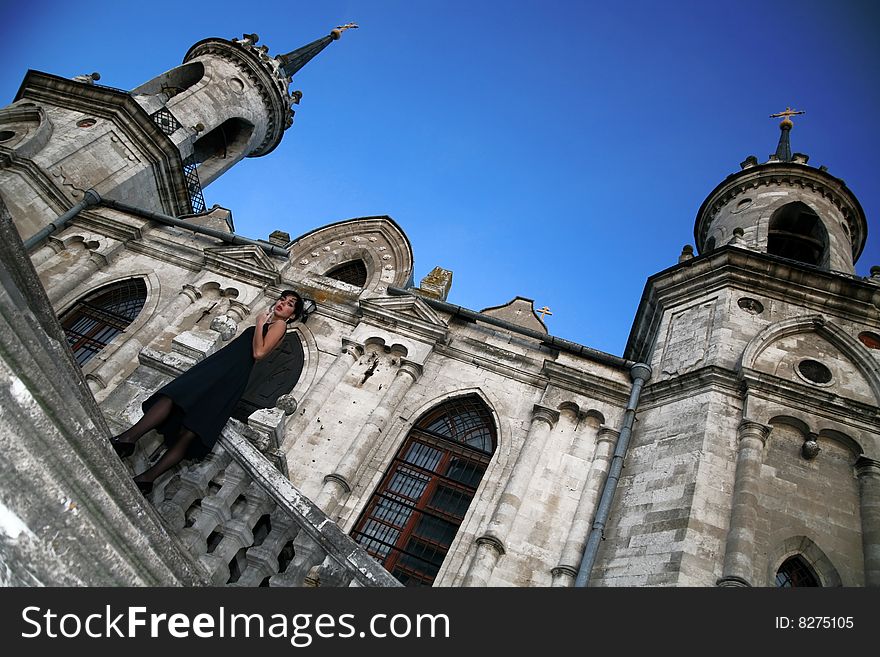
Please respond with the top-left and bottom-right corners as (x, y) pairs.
(133, 429), (196, 485)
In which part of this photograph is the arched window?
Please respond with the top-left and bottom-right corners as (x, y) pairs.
(775, 555), (820, 587)
(351, 395), (497, 586)
(59, 278), (147, 366)
(767, 202), (828, 267)
(325, 260), (367, 288)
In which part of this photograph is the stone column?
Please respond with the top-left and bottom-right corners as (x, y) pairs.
(29, 238), (63, 269)
(717, 419), (771, 587)
(316, 360), (423, 515)
(88, 284), (201, 397)
(855, 457), (880, 587)
(552, 425), (619, 587)
(284, 339), (365, 445)
(463, 404), (559, 586)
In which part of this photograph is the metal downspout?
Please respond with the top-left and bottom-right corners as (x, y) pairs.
(575, 361), (652, 587)
(386, 285), (632, 369)
(23, 189), (102, 251)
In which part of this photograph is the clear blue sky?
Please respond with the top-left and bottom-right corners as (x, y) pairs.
(3, 1), (878, 355)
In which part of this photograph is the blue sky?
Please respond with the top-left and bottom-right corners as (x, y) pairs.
(2, 1), (878, 355)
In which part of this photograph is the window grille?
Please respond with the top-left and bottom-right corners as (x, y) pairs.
(150, 107), (182, 136)
(182, 154), (206, 214)
(59, 278), (147, 366)
(775, 555), (820, 587)
(351, 396), (496, 586)
(325, 260), (367, 288)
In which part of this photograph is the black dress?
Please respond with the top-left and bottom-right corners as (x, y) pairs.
(142, 324), (266, 458)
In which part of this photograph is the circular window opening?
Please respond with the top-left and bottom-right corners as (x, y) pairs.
(76, 118), (97, 128)
(737, 297), (764, 315)
(798, 360), (832, 384)
(859, 331), (880, 349)
(0, 130), (15, 142)
(731, 198), (753, 214)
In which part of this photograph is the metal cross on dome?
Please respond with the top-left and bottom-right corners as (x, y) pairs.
(770, 107), (805, 123)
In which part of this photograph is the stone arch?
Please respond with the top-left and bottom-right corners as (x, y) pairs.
(59, 272), (159, 371)
(131, 60), (205, 98)
(740, 315), (880, 404)
(0, 102), (53, 158)
(349, 389), (500, 586)
(765, 535), (842, 587)
(767, 201), (829, 267)
(284, 216), (414, 295)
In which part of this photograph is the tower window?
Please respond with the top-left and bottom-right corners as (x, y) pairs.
(767, 202), (828, 267)
(775, 555), (820, 587)
(351, 396), (496, 586)
(325, 260), (367, 288)
(59, 278), (147, 366)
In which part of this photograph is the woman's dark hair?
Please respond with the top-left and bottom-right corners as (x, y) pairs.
(279, 290), (303, 323)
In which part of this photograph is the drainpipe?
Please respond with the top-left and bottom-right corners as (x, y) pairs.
(574, 361), (652, 587)
(386, 285), (631, 369)
(23, 193), (289, 258)
(23, 189), (102, 251)
(101, 198), (289, 257)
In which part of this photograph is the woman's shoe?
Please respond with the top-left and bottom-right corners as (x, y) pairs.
(110, 437), (135, 458)
(134, 479), (153, 495)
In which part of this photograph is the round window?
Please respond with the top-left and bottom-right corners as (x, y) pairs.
(76, 118), (97, 128)
(0, 130), (15, 142)
(797, 360), (832, 385)
(859, 331), (880, 349)
(737, 297), (764, 315)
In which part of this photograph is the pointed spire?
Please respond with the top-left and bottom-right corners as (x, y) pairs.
(276, 23), (358, 78)
(769, 107), (805, 162)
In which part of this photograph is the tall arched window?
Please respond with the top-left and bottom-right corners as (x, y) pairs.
(59, 278), (147, 366)
(351, 395), (497, 586)
(325, 260), (367, 288)
(775, 555), (820, 587)
(767, 202), (828, 267)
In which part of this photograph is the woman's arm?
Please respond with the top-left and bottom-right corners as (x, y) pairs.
(252, 318), (287, 360)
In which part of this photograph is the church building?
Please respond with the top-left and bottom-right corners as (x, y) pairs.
(0, 27), (877, 588)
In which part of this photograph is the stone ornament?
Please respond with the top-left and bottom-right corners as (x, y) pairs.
(210, 315), (238, 341)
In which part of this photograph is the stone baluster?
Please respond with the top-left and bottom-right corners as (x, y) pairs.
(272, 532), (327, 586)
(232, 511), (300, 587)
(717, 419), (771, 587)
(310, 555), (355, 587)
(316, 359), (423, 515)
(463, 404), (560, 586)
(177, 461), (249, 555)
(855, 457), (880, 587)
(284, 339), (365, 448)
(200, 480), (273, 585)
(552, 425), (620, 586)
(29, 238), (63, 269)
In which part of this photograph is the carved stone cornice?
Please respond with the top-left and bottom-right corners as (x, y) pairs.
(202, 244), (280, 287)
(359, 294), (448, 343)
(542, 360), (630, 406)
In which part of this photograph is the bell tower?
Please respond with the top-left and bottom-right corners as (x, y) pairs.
(0, 26), (355, 241)
(694, 109), (867, 274)
(131, 24), (357, 187)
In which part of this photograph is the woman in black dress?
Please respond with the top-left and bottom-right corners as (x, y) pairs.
(109, 290), (304, 493)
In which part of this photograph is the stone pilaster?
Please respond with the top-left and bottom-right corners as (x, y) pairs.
(317, 359), (423, 515)
(855, 457), (880, 587)
(283, 338), (365, 446)
(463, 404), (559, 586)
(717, 419), (771, 587)
(553, 425), (619, 587)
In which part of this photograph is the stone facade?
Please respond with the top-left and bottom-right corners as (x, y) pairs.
(1, 31), (878, 587)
